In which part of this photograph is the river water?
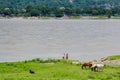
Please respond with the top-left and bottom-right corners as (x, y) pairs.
(0, 18), (120, 62)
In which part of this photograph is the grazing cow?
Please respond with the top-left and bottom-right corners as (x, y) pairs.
(29, 69), (35, 74)
(81, 62), (92, 69)
(91, 63), (104, 72)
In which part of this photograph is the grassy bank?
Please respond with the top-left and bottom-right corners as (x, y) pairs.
(0, 57), (120, 80)
(107, 55), (120, 60)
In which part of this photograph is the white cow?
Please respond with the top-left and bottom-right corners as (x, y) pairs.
(91, 63), (104, 72)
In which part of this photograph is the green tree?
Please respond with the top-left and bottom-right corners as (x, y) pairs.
(30, 9), (40, 16)
(26, 4), (34, 13)
(26, 4), (40, 16)
(106, 9), (112, 18)
(65, 8), (75, 16)
(3, 8), (12, 16)
(40, 6), (51, 16)
(75, 8), (83, 15)
(54, 7), (64, 17)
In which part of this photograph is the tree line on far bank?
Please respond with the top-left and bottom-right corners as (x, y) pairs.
(0, 5), (120, 18)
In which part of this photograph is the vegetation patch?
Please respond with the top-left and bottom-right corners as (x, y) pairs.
(107, 55), (120, 60)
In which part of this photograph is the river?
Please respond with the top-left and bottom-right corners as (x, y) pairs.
(0, 18), (120, 62)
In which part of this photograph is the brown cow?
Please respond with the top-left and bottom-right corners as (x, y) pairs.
(81, 62), (92, 69)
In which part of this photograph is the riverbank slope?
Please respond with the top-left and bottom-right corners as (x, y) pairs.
(0, 55), (119, 80)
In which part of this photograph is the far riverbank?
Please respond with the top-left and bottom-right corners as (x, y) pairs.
(1, 16), (120, 20)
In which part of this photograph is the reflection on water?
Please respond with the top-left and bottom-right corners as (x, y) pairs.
(0, 19), (120, 62)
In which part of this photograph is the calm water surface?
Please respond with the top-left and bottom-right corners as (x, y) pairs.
(0, 18), (120, 62)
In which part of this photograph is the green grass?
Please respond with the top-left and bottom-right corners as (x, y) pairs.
(0, 58), (120, 80)
(69, 16), (82, 19)
(107, 55), (120, 60)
